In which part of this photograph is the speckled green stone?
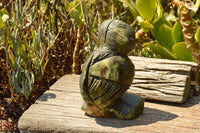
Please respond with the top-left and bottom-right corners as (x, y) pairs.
(80, 19), (144, 119)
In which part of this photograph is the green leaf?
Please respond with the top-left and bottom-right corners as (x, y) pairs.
(145, 42), (177, 59)
(11, 70), (23, 95)
(136, 0), (157, 21)
(152, 0), (163, 24)
(136, 16), (153, 32)
(195, 26), (200, 46)
(69, 0), (83, 27)
(0, 9), (8, 28)
(7, 47), (16, 68)
(0, 9), (9, 16)
(172, 42), (194, 61)
(157, 23), (175, 51)
(172, 21), (184, 43)
(0, 19), (4, 28)
(24, 70), (34, 98)
(65, 0), (70, 9)
(118, 0), (140, 17)
(151, 19), (172, 39)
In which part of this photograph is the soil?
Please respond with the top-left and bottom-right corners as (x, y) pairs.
(0, 74), (55, 132)
(0, 87), (44, 132)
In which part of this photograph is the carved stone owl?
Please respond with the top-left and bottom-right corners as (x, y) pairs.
(80, 19), (144, 119)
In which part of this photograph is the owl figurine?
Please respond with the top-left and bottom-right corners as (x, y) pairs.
(80, 19), (144, 120)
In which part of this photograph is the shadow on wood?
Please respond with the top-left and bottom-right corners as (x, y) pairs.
(37, 93), (56, 102)
(95, 107), (178, 128)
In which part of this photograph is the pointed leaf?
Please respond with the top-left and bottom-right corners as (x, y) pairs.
(136, 0), (157, 21)
(172, 42), (194, 61)
(11, 70), (23, 95)
(172, 21), (184, 43)
(43, 59), (49, 73)
(145, 42), (176, 59)
(7, 47), (16, 68)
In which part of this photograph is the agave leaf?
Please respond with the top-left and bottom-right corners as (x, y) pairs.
(172, 21), (184, 43)
(145, 42), (177, 59)
(172, 42), (194, 61)
(195, 26), (200, 46)
(136, 0), (157, 22)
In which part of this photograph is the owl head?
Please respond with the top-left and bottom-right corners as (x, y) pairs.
(98, 19), (136, 55)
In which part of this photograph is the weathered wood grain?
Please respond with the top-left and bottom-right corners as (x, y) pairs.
(129, 56), (199, 103)
(18, 75), (200, 133)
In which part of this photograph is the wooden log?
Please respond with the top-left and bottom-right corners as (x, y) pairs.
(128, 56), (199, 103)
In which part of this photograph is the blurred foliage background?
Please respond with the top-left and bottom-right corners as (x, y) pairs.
(1, 0), (200, 100)
(0, 0), (200, 131)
